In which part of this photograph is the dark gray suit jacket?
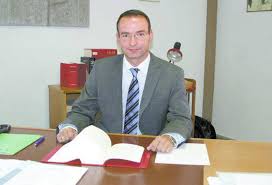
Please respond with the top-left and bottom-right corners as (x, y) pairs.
(67, 53), (192, 139)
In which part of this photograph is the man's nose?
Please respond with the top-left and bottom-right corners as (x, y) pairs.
(129, 35), (137, 46)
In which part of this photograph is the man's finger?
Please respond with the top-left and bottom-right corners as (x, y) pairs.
(147, 135), (174, 153)
(156, 140), (173, 153)
(147, 136), (161, 151)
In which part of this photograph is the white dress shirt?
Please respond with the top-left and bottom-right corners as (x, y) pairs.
(122, 54), (150, 133)
(121, 54), (185, 147)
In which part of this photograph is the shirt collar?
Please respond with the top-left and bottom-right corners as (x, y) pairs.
(123, 54), (150, 75)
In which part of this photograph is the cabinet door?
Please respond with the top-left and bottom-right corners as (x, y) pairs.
(49, 85), (80, 129)
(66, 93), (80, 116)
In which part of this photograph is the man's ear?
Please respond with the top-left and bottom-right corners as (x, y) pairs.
(116, 32), (121, 46)
(149, 29), (153, 41)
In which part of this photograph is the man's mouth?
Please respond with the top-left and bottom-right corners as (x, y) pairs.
(128, 48), (139, 52)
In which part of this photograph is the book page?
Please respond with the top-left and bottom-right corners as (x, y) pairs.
(48, 125), (111, 165)
(105, 143), (144, 163)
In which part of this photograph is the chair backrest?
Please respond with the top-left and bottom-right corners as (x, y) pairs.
(184, 78), (196, 136)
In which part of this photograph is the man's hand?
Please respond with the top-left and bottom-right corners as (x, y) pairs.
(147, 135), (175, 153)
(56, 127), (78, 144)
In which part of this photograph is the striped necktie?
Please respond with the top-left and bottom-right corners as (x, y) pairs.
(124, 68), (140, 134)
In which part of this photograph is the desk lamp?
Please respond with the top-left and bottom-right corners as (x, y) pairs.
(167, 42), (183, 64)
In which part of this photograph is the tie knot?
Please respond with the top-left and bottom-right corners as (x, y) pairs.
(130, 68), (139, 78)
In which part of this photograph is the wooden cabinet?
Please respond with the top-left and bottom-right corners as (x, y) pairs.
(48, 79), (196, 129)
(48, 85), (81, 128)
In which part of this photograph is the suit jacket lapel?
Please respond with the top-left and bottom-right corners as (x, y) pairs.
(109, 55), (123, 132)
(139, 54), (161, 117)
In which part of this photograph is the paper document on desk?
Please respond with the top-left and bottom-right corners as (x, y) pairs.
(208, 172), (272, 185)
(0, 159), (88, 185)
(0, 159), (27, 180)
(155, 143), (210, 165)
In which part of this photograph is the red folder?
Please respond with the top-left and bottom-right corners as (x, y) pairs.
(41, 146), (151, 169)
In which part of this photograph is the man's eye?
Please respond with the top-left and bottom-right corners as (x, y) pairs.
(121, 34), (129, 38)
(135, 32), (146, 38)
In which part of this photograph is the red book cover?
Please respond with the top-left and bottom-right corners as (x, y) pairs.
(84, 49), (117, 60)
(41, 146), (151, 169)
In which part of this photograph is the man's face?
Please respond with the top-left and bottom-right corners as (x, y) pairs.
(117, 16), (153, 65)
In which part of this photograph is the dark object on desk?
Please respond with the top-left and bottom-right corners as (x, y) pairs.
(81, 57), (95, 73)
(0, 124), (11, 133)
(194, 116), (216, 139)
(81, 49), (118, 74)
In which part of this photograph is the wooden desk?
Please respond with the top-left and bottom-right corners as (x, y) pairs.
(203, 139), (272, 185)
(1, 127), (202, 185)
(2, 128), (272, 185)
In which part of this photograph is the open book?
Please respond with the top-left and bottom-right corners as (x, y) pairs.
(42, 125), (150, 168)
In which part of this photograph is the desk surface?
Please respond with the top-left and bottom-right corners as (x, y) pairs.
(2, 128), (272, 185)
(1, 127), (202, 185)
(203, 139), (272, 185)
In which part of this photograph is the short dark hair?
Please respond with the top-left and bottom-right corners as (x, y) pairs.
(116, 9), (151, 33)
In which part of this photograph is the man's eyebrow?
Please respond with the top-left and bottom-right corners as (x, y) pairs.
(136, 30), (146, 33)
(120, 30), (147, 34)
(119, 31), (130, 35)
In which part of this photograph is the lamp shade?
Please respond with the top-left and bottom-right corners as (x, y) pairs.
(167, 42), (182, 64)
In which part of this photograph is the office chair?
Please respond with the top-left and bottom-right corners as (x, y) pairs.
(184, 78), (196, 136)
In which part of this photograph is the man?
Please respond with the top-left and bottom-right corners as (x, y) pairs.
(57, 9), (192, 153)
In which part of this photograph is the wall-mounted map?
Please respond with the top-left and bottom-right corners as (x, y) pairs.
(247, 0), (272, 12)
(0, 0), (89, 27)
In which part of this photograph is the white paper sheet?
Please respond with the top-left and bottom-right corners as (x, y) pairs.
(208, 172), (272, 185)
(155, 143), (210, 165)
(0, 159), (26, 178)
(207, 176), (224, 185)
(0, 159), (88, 185)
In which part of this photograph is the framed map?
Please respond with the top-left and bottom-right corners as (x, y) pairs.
(247, 0), (272, 12)
(0, 0), (89, 27)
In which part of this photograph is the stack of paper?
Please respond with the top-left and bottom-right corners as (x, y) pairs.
(0, 159), (88, 185)
(208, 172), (272, 185)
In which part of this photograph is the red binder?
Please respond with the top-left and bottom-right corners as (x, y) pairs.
(41, 146), (151, 169)
(60, 63), (87, 89)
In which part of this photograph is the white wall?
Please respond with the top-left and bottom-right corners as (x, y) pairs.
(0, 0), (207, 128)
(213, 0), (272, 141)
